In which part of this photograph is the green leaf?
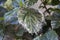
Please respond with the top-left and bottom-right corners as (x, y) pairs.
(51, 21), (60, 29)
(24, 0), (38, 6)
(33, 30), (58, 40)
(51, 12), (60, 29)
(51, 0), (60, 6)
(4, 0), (13, 10)
(43, 0), (52, 5)
(49, 8), (60, 13)
(19, 0), (24, 7)
(44, 0), (60, 5)
(18, 8), (42, 34)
